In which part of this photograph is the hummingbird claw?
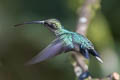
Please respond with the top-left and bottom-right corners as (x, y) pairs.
(79, 71), (90, 80)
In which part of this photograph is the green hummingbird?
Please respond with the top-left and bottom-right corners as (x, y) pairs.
(15, 19), (103, 64)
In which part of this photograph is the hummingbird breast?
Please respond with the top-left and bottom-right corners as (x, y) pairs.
(59, 33), (74, 49)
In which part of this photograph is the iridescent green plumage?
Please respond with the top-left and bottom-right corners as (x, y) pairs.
(15, 19), (103, 64)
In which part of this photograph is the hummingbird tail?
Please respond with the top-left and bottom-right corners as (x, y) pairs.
(88, 49), (103, 63)
(95, 56), (103, 63)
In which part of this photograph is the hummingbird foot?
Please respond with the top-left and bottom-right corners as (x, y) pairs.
(79, 71), (90, 80)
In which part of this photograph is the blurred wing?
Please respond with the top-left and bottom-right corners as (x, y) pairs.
(26, 39), (64, 65)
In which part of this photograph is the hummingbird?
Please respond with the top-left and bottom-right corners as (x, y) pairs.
(14, 19), (103, 64)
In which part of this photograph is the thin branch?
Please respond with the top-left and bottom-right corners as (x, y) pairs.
(71, 0), (120, 80)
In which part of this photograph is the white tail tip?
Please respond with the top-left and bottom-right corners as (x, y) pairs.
(96, 56), (103, 63)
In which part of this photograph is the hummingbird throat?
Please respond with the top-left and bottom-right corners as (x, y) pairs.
(54, 28), (69, 36)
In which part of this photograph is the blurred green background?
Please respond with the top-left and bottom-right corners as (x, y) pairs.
(0, 0), (120, 80)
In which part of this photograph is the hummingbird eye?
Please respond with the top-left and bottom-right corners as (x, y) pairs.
(52, 23), (57, 29)
(44, 22), (56, 29)
(52, 23), (57, 27)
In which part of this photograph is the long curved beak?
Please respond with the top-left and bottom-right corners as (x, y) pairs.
(14, 20), (45, 27)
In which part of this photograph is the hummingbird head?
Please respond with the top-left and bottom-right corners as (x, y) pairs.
(14, 19), (63, 31)
(44, 19), (62, 30)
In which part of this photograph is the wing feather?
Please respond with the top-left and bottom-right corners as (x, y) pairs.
(26, 38), (64, 65)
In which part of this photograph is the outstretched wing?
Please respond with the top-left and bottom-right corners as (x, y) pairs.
(26, 38), (64, 65)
